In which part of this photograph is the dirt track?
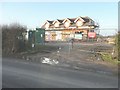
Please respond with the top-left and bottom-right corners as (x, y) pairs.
(16, 42), (118, 75)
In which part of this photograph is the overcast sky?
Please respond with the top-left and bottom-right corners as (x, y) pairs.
(1, 2), (118, 36)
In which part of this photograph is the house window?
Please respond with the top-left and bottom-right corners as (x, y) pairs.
(45, 23), (49, 29)
(54, 22), (59, 27)
(64, 21), (70, 28)
(76, 20), (83, 26)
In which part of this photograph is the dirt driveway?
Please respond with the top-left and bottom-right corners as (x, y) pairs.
(18, 42), (118, 75)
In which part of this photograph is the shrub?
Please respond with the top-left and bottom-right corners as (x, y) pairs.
(2, 23), (27, 56)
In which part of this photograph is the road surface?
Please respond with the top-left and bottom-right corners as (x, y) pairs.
(2, 58), (118, 88)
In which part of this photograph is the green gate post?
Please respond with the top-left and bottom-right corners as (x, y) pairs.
(35, 28), (45, 45)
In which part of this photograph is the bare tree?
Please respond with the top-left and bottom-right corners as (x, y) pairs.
(2, 23), (27, 56)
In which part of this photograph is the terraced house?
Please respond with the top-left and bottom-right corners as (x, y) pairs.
(41, 16), (99, 41)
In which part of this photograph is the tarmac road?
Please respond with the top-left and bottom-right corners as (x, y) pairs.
(2, 58), (118, 88)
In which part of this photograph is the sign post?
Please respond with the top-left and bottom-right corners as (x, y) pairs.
(88, 32), (96, 42)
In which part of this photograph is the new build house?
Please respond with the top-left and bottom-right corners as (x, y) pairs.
(41, 16), (99, 41)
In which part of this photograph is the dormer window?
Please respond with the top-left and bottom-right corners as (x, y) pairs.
(63, 18), (71, 28)
(76, 20), (83, 26)
(54, 21), (60, 27)
(45, 23), (49, 29)
(64, 21), (70, 28)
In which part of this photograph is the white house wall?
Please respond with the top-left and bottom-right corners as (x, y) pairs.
(56, 31), (62, 40)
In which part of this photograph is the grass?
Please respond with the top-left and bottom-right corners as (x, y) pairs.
(100, 52), (119, 65)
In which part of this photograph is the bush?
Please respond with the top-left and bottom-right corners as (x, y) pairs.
(100, 52), (118, 65)
(118, 33), (120, 61)
(2, 23), (27, 56)
(115, 33), (120, 61)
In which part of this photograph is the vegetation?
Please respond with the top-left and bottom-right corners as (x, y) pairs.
(2, 23), (28, 56)
(2, 23), (58, 57)
(116, 32), (120, 61)
(99, 32), (120, 65)
(100, 52), (119, 65)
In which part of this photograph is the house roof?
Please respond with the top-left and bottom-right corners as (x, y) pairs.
(62, 18), (76, 23)
(47, 20), (54, 24)
(81, 17), (89, 22)
(52, 19), (64, 24)
(41, 20), (53, 28)
(62, 18), (71, 23)
(69, 18), (76, 23)
(57, 19), (64, 23)
(41, 16), (98, 29)
(74, 16), (85, 22)
(70, 23), (76, 27)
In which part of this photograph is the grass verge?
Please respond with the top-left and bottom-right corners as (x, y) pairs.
(100, 52), (119, 65)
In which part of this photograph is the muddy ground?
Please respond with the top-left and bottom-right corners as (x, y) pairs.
(12, 42), (118, 75)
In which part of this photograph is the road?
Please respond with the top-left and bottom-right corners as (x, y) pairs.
(2, 58), (118, 88)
